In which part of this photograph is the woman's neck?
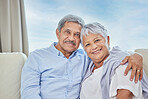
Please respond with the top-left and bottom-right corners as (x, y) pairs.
(94, 61), (104, 68)
(93, 54), (109, 72)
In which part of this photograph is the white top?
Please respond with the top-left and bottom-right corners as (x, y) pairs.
(80, 66), (103, 99)
(110, 65), (144, 99)
(80, 65), (144, 99)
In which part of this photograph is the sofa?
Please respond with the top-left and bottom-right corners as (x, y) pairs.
(135, 49), (148, 78)
(0, 49), (147, 99)
(0, 53), (27, 99)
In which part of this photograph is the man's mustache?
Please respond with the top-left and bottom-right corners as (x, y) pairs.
(64, 40), (76, 45)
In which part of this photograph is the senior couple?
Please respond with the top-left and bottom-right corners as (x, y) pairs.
(21, 15), (148, 99)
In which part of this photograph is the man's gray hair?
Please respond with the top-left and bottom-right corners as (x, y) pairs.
(58, 14), (85, 32)
(80, 22), (108, 47)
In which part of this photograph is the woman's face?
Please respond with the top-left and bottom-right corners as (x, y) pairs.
(82, 32), (110, 64)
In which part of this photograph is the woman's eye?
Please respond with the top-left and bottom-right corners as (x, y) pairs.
(95, 39), (100, 42)
(85, 44), (90, 47)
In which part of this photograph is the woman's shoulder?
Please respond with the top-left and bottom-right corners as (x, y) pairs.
(110, 64), (143, 99)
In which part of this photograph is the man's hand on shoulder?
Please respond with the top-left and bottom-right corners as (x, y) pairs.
(120, 53), (143, 83)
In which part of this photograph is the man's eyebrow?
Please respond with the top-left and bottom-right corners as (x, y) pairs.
(65, 29), (70, 31)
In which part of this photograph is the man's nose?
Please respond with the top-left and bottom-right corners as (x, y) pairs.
(68, 34), (75, 41)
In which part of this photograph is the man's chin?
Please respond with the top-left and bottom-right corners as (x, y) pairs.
(63, 45), (79, 52)
(65, 48), (76, 53)
(67, 50), (75, 53)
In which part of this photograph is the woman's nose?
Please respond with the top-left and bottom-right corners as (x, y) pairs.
(92, 44), (97, 50)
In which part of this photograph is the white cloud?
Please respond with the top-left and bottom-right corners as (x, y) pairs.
(29, 41), (53, 52)
(106, 7), (148, 51)
(24, 0), (148, 52)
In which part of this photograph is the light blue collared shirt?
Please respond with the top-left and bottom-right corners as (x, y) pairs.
(21, 42), (90, 99)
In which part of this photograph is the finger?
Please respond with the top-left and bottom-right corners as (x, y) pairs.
(139, 69), (143, 81)
(130, 67), (137, 81)
(135, 69), (140, 83)
(124, 62), (132, 76)
(121, 56), (129, 65)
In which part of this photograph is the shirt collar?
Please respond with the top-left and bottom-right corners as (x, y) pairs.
(50, 42), (61, 56)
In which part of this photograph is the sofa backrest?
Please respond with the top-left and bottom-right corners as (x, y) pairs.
(135, 49), (148, 78)
(0, 53), (27, 99)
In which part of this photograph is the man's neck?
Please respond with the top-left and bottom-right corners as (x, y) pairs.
(55, 45), (73, 59)
(63, 52), (72, 59)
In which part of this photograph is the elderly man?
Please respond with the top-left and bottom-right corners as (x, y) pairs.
(21, 15), (143, 99)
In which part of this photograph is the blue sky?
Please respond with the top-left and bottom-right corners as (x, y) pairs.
(24, 0), (148, 52)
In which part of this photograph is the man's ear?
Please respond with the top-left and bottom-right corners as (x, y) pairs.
(107, 36), (110, 47)
(56, 29), (60, 38)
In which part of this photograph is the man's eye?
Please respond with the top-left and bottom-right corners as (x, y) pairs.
(66, 31), (70, 34)
(75, 33), (80, 37)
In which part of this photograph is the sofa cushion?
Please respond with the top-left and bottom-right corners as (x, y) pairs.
(135, 49), (148, 78)
(0, 53), (27, 99)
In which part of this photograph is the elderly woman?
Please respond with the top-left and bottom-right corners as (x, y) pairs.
(80, 23), (148, 99)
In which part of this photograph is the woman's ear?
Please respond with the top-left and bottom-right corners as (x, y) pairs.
(107, 36), (110, 47)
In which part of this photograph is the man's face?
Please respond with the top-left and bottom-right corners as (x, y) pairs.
(56, 21), (82, 55)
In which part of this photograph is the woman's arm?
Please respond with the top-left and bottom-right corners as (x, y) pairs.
(117, 89), (133, 99)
